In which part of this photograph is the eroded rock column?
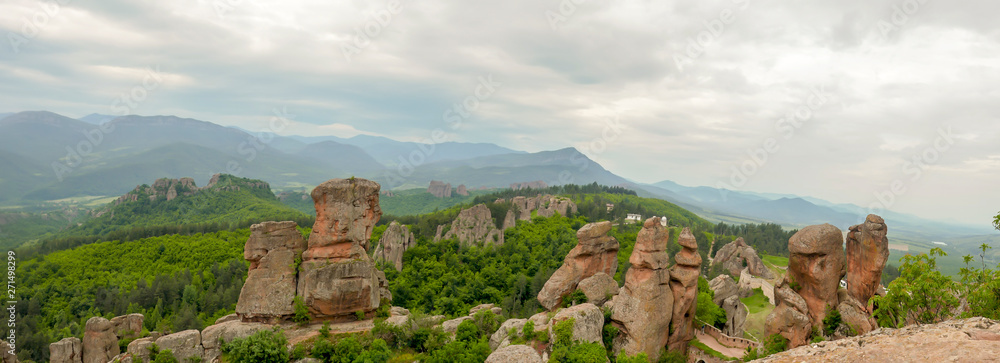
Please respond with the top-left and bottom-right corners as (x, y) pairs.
(667, 227), (701, 352)
(611, 217), (673, 360)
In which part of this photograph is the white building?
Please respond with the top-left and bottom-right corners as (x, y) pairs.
(625, 213), (642, 222)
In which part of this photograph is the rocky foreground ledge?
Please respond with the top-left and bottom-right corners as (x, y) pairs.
(757, 317), (1000, 363)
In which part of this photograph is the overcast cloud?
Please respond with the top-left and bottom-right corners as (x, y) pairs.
(1, 0), (998, 226)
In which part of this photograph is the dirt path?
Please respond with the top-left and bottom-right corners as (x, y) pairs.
(695, 330), (747, 359)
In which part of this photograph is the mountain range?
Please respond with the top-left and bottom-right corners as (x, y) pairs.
(1, 110), (996, 254)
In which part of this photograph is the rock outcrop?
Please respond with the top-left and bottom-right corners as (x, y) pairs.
(721, 296), (748, 337)
(485, 344), (543, 363)
(237, 221), (306, 322)
(766, 279), (813, 348)
(511, 180), (548, 190)
(786, 223), (845, 326)
(373, 221), (415, 271)
(50, 337), (83, 363)
(83, 317), (118, 363)
(712, 237), (775, 279)
(537, 221), (619, 310)
(610, 217), (673, 360)
(440, 204), (504, 246)
(549, 303), (604, 345)
(709, 275), (738, 305)
(845, 214), (889, 306)
(505, 195), (578, 221)
(502, 209), (517, 230)
(667, 227), (701, 352)
(0, 341), (16, 363)
(298, 178), (389, 319)
(489, 318), (527, 350)
(155, 330), (203, 362)
(758, 317), (1000, 363)
(110, 314), (144, 341)
(201, 320), (269, 362)
(578, 272), (619, 306)
(456, 184), (469, 196)
(427, 180), (452, 198)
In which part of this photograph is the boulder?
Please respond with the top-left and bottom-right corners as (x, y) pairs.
(490, 318), (527, 350)
(549, 303), (604, 345)
(709, 275), (738, 305)
(712, 237), (775, 279)
(537, 221), (619, 310)
(528, 312), (551, 332)
(297, 178), (388, 318)
(469, 303), (497, 316)
(787, 223), (846, 326)
(111, 314), (144, 341)
(385, 315), (410, 328)
(442, 204), (504, 246)
(765, 279), (812, 348)
(721, 296), (748, 337)
(578, 272), (619, 306)
(154, 330), (203, 363)
(126, 338), (155, 363)
(485, 344), (542, 363)
(442, 316), (472, 335)
(373, 221), (415, 271)
(845, 214), (889, 307)
(215, 314), (239, 325)
(667, 227), (701, 352)
(837, 294), (877, 336)
(201, 320), (269, 362)
(236, 221), (306, 322)
(83, 317), (119, 363)
(50, 337), (83, 363)
(0, 341), (14, 363)
(610, 217), (673, 360)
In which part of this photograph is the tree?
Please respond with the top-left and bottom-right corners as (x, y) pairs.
(221, 329), (289, 363)
(873, 248), (958, 327)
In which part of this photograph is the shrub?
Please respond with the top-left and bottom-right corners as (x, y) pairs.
(472, 309), (500, 336)
(354, 338), (392, 363)
(319, 322), (331, 338)
(616, 352), (650, 363)
(456, 319), (481, 342)
(220, 328), (289, 363)
(292, 296), (310, 325)
(822, 307), (842, 336)
(311, 339), (335, 362)
(521, 320), (536, 341)
(602, 324), (619, 351)
(564, 289), (588, 307)
(355, 310), (366, 321)
(656, 350), (686, 363)
(376, 299), (392, 318)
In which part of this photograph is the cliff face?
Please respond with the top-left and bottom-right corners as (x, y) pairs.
(758, 317), (1000, 363)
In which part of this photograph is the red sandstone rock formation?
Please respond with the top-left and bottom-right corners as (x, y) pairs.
(845, 214), (889, 306)
(537, 221), (619, 310)
(667, 227), (701, 352)
(611, 217), (673, 360)
(787, 223), (845, 326)
(236, 221), (306, 322)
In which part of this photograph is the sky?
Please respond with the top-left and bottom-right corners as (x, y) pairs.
(1, 0), (998, 225)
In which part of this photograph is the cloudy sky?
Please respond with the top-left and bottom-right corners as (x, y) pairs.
(1, 0), (998, 226)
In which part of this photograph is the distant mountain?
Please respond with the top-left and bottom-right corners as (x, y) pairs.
(78, 113), (117, 124)
(291, 134), (524, 165)
(0, 150), (48, 203)
(0, 112), (11, 120)
(295, 140), (384, 175)
(643, 179), (997, 242)
(0, 112), (387, 203)
(372, 147), (630, 190)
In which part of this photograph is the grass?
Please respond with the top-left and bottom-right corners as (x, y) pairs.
(761, 254), (789, 267)
(740, 288), (771, 314)
(690, 338), (737, 360)
(741, 288), (775, 341)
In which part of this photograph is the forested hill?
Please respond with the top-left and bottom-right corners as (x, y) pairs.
(22, 174), (312, 257)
